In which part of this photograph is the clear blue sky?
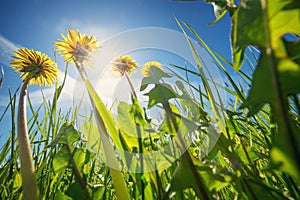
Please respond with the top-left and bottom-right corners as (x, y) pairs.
(0, 0), (232, 147)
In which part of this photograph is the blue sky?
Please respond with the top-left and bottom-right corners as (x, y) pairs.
(0, 0), (233, 147)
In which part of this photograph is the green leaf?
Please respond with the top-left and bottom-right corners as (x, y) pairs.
(47, 122), (80, 147)
(232, 0), (300, 179)
(283, 39), (300, 65)
(242, 51), (300, 116)
(53, 146), (69, 173)
(117, 101), (155, 151)
(231, 0), (266, 71)
(52, 146), (89, 175)
(83, 121), (101, 154)
(205, 0), (236, 19)
(144, 83), (177, 109)
(140, 66), (171, 91)
(91, 185), (105, 200)
(271, 122), (300, 180)
(54, 190), (72, 200)
(66, 182), (91, 200)
(159, 103), (198, 137)
(170, 155), (229, 198)
(175, 81), (210, 122)
(72, 148), (90, 176)
(234, 145), (258, 164)
(231, 0), (300, 71)
(118, 102), (139, 137)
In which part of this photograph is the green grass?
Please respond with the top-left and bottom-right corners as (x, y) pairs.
(1, 1), (300, 199)
(0, 41), (298, 200)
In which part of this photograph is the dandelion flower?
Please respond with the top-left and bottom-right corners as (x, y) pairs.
(54, 28), (99, 63)
(110, 55), (138, 77)
(141, 61), (163, 77)
(10, 48), (58, 86)
(10, 47), (56, 200)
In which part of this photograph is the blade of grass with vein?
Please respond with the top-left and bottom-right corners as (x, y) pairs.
(176, 18), (224, 131)
(8, 88), (16, 181)
(75, 62), (130, 200)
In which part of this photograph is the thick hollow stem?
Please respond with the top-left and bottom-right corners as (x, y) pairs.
(17, 79), (39, 200)
(125, 72), (138, 99)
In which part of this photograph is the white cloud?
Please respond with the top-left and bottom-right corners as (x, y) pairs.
(0, 34), (19, 66)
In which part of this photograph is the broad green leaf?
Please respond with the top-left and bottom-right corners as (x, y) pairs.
(47, 122), (80, 147)
(159, 104), (198, 137)
(144, 83), (177, 109)
(231, 0), (265, 71)
(231, 0), (300, 179)
(117, 101), (155, 151)
(234, 145), (259, 164)
(52, 146), (90, 175)
(83, 121), (101, 154)
(66, 182), (91, 200)
(72, 148), (90, 176)
(54, 190), (72, 200)
(91, 185), (105, 200)
(283, 39), (300, 65)
(242, 52), (300, 116)
(140, 66), (171, 92)
(175, 81), (210, 122)
(231, 0), (300, 71)
(170, 155), (229, 198)
(118, 102), (138, 137)
(53, 146), (69, 173)
(271, 122), (300, 180)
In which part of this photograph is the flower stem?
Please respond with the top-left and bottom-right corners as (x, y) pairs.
(125, 72), (137, 99)
(161, 97), (209, 199)
(17, 79), (39, 200)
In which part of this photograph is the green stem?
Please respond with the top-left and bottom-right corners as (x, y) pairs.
(125, 72), (145, 199)
(161, 98), (209, 199)
(67, 146), (91, 200)
(125, 72), (137, 99)
(17, 79), (39, 200)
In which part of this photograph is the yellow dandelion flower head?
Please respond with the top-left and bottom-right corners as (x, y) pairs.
(141, 61), (163, 77)
(10, 48), (58, 86)
(110, 55), (138, 77)
(54, 28), (99, 63)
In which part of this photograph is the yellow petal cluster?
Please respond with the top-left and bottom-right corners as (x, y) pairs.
(110, 55), (138, 77)
(54, 28), (99, 63)
(141, 61), (163, 77)
(10, 48), (58, 86)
